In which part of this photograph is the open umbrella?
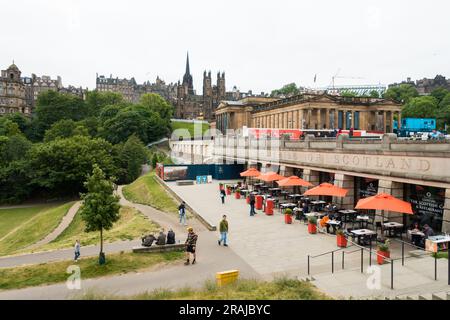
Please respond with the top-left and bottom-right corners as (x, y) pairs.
(355, 193), (413, 239)
(303, 183), (348, 197)
(277, 176), (313, 187)
(240, 168), (260, 177)
(257, 171), (285, 182)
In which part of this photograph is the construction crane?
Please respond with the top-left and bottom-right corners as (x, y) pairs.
(329, 68), (364, 89)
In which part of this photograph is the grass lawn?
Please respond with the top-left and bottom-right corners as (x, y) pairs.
(123, 172), (188, 217)
(27, 206), (160, 253)
(0, 202), (75, 256)
(0, 251), (184, 290)
(78, 277), (330, 300)
(171, 121), (210, 137)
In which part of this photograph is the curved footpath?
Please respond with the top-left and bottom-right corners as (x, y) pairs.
(26, 201), (82, 250)
(0, 186), (259, 299)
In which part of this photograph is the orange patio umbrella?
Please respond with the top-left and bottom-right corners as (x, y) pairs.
(355, 193), (413, 239)
(354, 193), (413, 214)
(277, 176), (313, 187)
(257, 171), (285, 182)
(303, 183), (348, 197)
(240, 168), (261, 177)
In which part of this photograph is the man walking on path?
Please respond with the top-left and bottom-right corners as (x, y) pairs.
(74, 240), (80, 262)
(184, 227), (198, 265)
(249, 194), (256, 216)
(218, 215), (229, 246)
(220, 188), (226, 204)
(178, 201), (187, 225)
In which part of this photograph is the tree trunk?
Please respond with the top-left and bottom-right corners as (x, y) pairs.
(100, 228), (103, 254)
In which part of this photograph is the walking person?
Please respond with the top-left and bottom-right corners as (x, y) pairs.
(218, 215), (229, 246)
(184, 227), (198, 265)
(178, 201), (187, 226)
(74, 239), (80, 262)
(220, 188), (226, 204)
(249, 194), (256, 216)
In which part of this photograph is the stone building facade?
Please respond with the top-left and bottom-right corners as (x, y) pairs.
(1, 63), (85, 116)
(96, 73), (177, 104)
(389, 75), (450, 95)
(0, 63), (30, 115)
(215, 93), (402, 133)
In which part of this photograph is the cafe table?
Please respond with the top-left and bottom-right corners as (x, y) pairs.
(409, 230), (425, 247)
(279, 203), (297, 214)
(383, 222), (404, 238)
(326, 219), (341, 234)
(304, 212), (326, 218)
(288, 194), (302, 200)
(351, 229), (377, 246)
(356, 215), (370, 229)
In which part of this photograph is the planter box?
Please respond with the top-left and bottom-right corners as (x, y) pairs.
(337, 234), (347, 247)
(308, 223), (317, 234)
(284, 214), (292, 224)
(377, 250), (390, 265)
(235, 192), (241, 199)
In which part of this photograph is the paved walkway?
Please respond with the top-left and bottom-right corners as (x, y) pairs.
(26, 201), (82, 250)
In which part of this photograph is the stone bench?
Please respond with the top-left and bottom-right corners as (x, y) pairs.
(176, 180), (194, 186)
(132, 243), (185, 253)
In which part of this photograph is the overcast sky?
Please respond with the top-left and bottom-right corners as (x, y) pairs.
(2, 0), (449, 94)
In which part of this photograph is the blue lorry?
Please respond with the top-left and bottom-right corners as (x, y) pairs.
(394, 118), (436, 137)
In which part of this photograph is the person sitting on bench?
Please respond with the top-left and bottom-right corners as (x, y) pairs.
(155, 229), (167, 245)
(142, 234), (156, 247)
(167, 229), (176, 244)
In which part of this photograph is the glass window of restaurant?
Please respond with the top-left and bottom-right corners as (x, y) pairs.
(293, 168), (303, 179)
(403, 184), (445, 232)
(354, 177), (378, 214)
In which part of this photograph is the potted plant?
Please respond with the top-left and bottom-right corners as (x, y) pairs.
(377, 240), (390, 265)
(284, 208), (293, 224)
(307, 216), (317, 234)
(336, 229), (347, 248)
(235, 188), (241, 199)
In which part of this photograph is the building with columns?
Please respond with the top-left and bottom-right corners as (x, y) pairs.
(216, 93), (402, 133)
(171, 134), (450, 233)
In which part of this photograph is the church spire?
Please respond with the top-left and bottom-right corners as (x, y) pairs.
(185, 52), (190, 76)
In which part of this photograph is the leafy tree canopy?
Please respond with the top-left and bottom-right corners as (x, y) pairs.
(383, 84), (419, 103)
(85, 91), (124, 116)
(44, 119), (89, 142)
(401, 96), (438, 118)
(271, 83), (300, 97)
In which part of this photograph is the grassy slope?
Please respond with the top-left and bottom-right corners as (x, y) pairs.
(123, 172), (185, 217)
(28, 206), (160, 253)
(0, 202), (74, 256)
(0, 205), (55, 239)
(171, 121), (210, 137)
(79, 277), (330, 300)
(0, 251), (184, 290)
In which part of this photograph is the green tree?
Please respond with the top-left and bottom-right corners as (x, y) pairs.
(439, 92), (450, 109)
(271, 83), (299, 97)
(369, 90), (380, 98)
(151, 152), (158, 168)
(401, 96), (438, 118)
(35, 90), (87, 135)
(383, 84), (418, 103)
(114, 135), (148, 183)
(0, 118), (22, 137)
(79, 165), (120, 264)
(0, 160), (32, 204)
(140, 93), (173, 121)
(28, 135), (117, 196)
(0, 134), (32, 163)
(85, 91), (124, 117)
(43, 119), (89, 142)
(430, 87), (449, 104)
(340, 90), (358, 97)
(4, 113), (31, 134)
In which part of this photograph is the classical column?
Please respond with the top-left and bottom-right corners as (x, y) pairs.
(307, 109), (312, 129)
(299, 109), (304, 129)
(317, 108), (322, 129)
(293, 110), (297, 128)
(334, 109), (339, 129)
(390, 111), (394, 133)
(302, 169), (320, 194)
(325, 108), (330, 129)
(383, 111), (387, 133)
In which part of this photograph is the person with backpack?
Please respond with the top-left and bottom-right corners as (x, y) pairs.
(167, 229), (176, 244)
(184, 227), (198, 265)
(178, 201), (187, 226)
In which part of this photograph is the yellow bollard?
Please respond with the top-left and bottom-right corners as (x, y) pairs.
(216, 270), (239, 287)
